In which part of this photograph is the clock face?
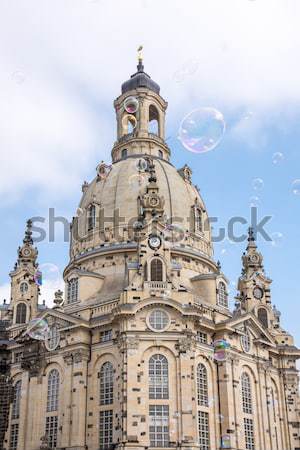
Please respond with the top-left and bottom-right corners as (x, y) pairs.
(149, 196), (159, 207)
(148, 235), (161, 250)
(22, 248), (31, 257)
(253, 286), (264, 299)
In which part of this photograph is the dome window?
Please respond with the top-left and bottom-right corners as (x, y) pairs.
(217, 282), (228, 308)
(67, 278), (78, 304)
(158, 150), (163, 159)
(258, 308), (268, 328)
(121, 149), (127, 159)
(148, 105), (159, 135)
(87, 205), (96, 231)
(196, 208), (203, 233)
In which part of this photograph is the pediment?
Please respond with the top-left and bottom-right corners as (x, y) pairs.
(38, 308), (89, 330)
(217, 312), (276, 347)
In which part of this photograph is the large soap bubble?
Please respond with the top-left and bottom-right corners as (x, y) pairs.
(179, 107), (225, 153)
(26, 318), (49, 341)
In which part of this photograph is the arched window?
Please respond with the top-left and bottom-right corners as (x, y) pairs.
(158, 150), (163, 159)
(195, 208), (203, 232)
(67, 278), (78, 304)
(149, 354), (169, 399)
(16, 303), (26, 324)
(99, 362), (114, 405)
(121, 149), (127, 159)
(87, 204), (96, 231)
(47, 369), (60, 412)
(197, 363), (208, 406)
(12, 380), (22, 420)
(217, 282), (228, 308)
(148, 105), (159, 135)
(258, 308), (268, 328)
(150, 259), (163, 282)
(241, 372), (253, 414)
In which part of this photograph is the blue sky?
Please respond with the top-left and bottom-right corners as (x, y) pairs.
(0, 0), (299, 346)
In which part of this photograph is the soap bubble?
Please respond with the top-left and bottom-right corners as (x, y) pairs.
(129, 173), (147, 189)
(213, 339), (230, 361)
(179, 108), (225, 154)
(26, 318), (49, 341)
(216, 414), (225, 424)
(252, 178), (264, 191)
(292, 179), (300, 195)
(271, 232), (283, 248)
(11, 70), (26, 84)
(221, 435), (231, 448)
(135, 158), (148, 172)
(97, 162), (112, 180)
(39, 263), (61, 290)
(173, 58), (200, 83)
(122, 114), (137, 130)
(272, 152), (284, 165)
(249, 196), (260, 208)
(124, 96), (139, 114)
(162, 223), (185, 244)
(34, 270), (42, 286)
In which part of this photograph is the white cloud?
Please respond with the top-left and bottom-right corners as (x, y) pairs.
(0, 0), (300, 201)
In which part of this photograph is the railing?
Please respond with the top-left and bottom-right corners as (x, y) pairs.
(145, 281), (168, 290)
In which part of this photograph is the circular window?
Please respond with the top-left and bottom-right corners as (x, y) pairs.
(241, 330), (251, 352)
(45, 325), (60, 351)
(20, 282), (28, 294)
(148, 309), (170, 332)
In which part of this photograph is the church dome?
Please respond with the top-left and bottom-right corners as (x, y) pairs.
(71, 156), (212, 261)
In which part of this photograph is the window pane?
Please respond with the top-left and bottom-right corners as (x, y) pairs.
(47, 369), (60, 412)
(150, 259), (163, 281)
(244, 418), (255, 450)
(100, 362), (114, 405)
(149, 354), (169, 399)
(45, 416), (58, 448)
(198, 411), (210, 450)
(149, 405), (169, 447)
(12, 381), (22, 420)
(241, 373), (253, 414)
(9, 424), (19, 450)
(217, 282), (228, 308)
(99, 410), (113, 450)
(197, 364), (208, 407)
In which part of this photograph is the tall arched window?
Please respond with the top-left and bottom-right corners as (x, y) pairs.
(99, 362), (114, 405)
(12, 380), (22, 419)
(217, 282), (228, 308)
(241, 372), (252, 414)
(16, 303), (26, 324)
(121, 149), (127, 159)
(195, 208), (203, 232)
(148, 105), (159, 135)
(149, 354), (169, 399)
(150, 259), (163, 282)
(258, 308), (268, 328)
(87, 204), (96, 231)
(197, 363), (208, 406)
(67, 278), (78, 304)
(47, 369), (60, 412)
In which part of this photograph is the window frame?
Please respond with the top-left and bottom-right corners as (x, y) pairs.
(149, 354), (169, 400)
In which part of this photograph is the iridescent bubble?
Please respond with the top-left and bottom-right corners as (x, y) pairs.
(11, 70), (26, 84)
(173, 59), (200, 83)
(135, 158), (148, 172)
(26, 318), (49, 341)
(124, 96), (139, 114)
(39, 263), (61, 290)
(162, 223), (185, 244)
(250, 196), (260, 208)
(122, 114), (137, 132)
(97, 162), (112, 180)
(271, 232), (283, 248)
(216, 414), (224, 424)
(292, 179), (300, 195)
(243, 111), (253, 120)
(129, 173), (147, 189)
(272, 152), (284, 165)
(179, 108), (225, 154)
(252, 178), (264, 191)
(213, 339), (230, 362)
(221, 435), (231, 449)
(34, 270), (42, 286)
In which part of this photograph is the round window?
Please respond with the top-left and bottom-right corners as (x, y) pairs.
(20, 282), (28, 294)
(241, 330), (251, 352)
(148, 309), (170, 332)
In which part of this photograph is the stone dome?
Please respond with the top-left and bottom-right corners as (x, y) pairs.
(121, 62), (160, 95)
(71, 156), (213, 262)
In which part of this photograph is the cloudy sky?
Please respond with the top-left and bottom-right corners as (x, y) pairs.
(0, 0), (300, 345)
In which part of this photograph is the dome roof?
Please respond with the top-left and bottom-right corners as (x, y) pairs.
(121, 62), (160, 95)
(75, 156), (212, 259)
